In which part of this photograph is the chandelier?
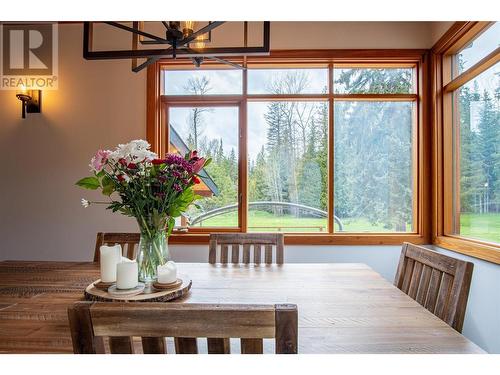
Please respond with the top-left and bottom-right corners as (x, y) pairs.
(83, 21), (270, 72)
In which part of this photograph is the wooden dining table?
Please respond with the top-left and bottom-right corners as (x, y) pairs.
(0, 260), (484, 354)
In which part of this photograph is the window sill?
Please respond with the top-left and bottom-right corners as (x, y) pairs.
(434, 235), (500, 265)
(169, 232), (427, 246)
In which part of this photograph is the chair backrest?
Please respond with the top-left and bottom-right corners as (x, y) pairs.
(394, 242), (473, 332)
(68, 302), (298, 354)
(208, 233), (284, 265)
(94, 233), (140, 262)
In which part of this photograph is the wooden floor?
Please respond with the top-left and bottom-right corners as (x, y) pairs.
(0, 261), (484, 354)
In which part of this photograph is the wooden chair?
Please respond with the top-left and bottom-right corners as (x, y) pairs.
(394, 242), (474, 332)
(93, 233), (140, 262)
(68, 302), (298, 354)
(209, 233), (284, 265)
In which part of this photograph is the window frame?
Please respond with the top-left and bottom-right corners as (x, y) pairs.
(432, 21), (500, 264)
(147, 50), (430, 245)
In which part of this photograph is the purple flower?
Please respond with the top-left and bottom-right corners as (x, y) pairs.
(163, 153), (194, 174)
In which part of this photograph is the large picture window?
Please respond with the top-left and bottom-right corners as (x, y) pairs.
(149, 51), (426, 244)
(334, 100), (415, 232)
(248, 100), (328, 232)
(436, 21), (500, 263)
(453, 64), (499, 244)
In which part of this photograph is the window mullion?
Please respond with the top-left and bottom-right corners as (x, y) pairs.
(240, 66), (248, 233)
(328, 62), (335, 234)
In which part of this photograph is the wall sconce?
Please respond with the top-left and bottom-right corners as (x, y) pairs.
(15, 89), (41, 119)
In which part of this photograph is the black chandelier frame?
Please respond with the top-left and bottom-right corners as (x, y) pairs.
(83, 21), (270, 72)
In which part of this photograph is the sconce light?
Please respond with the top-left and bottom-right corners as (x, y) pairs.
(15, 88), (41, 119)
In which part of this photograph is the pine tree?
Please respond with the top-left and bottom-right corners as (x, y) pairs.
(249, 146), (269, 202)
(477, 90), (500, 213)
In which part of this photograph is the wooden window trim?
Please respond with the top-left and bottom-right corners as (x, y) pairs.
(431, 22), (500, 264)
(147, 49), (430, 245)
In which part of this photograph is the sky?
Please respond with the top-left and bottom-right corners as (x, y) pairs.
(458, 22), (499, 131)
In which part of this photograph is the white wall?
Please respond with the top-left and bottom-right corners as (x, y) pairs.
(2, 22), (498, 353)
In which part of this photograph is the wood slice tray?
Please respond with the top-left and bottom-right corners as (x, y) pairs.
(84, 275), (192, 302)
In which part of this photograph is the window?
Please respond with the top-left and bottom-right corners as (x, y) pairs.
(438, 21), (500, 262)
(334, 101), (415, 232)
(168, 106), (240, 228)
(248, 101), (328, 232)
(455, 22), (500, 76)
(150, 52), (425, 244)
(248, 68), (328, 94)
(452, 63), (500, 244)
(334, 67), (415, 94)
(164, 69), (242, 95)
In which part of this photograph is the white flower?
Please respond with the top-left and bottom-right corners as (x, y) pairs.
(130, 139), (150, 149)
(108, 139), (157, 164)
(81, 198), (90, 208)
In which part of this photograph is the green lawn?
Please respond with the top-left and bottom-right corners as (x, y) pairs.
(459, 213), (500, 244)
(195, 210), (500, 239)
(195, 210), (411, 232)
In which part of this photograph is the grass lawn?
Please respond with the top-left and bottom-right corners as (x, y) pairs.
(195, 210), (411, 232)
(195, 210), (499, 240)
(459, 213), (500, 244)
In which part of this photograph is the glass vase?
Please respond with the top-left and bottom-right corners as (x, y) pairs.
(136, 229), (170, 283)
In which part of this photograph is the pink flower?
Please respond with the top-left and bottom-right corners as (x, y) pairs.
(89, 149), (110, 172)
(191, 157), (206, 174)
(189, 150), (198, 159)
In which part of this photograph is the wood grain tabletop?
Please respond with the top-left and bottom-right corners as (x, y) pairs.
(0, 261), (484, 354)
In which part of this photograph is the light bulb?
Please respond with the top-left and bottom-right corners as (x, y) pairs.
(182, 21), (195, 38)
(192, 35), (205, 49)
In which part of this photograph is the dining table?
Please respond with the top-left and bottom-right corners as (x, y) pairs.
(0, 260), (484, 354)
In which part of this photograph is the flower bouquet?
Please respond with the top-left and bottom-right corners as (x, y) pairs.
(77, 140), (209, 282)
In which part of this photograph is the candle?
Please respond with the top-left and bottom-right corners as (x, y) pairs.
(116, 261), (138, 289)
(157, 261), (177, 284)
(99, 245), (122, 283)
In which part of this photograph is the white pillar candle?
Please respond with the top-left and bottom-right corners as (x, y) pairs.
(116, 261), (138, 289)
(99, 245), (122, 283)
(157, 261), (177, 284)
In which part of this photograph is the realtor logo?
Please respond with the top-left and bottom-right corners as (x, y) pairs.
(0, 23), (58, 90)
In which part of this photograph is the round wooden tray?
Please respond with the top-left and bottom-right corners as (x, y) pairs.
(84, 274), (192, 302)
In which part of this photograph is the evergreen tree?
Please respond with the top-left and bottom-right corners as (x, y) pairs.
(477, 90), (500, 213)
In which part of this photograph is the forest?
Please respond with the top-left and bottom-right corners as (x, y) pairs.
(456, 62), (500, 242)
(171, 64), (499, 238)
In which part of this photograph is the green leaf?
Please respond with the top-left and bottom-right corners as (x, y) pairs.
(95, 170), (105, 178)
(101, 175), (114, 196)
(203, 157), (212, 168)
(76, 176), (100, 190)
(167, 217), (175, 236)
